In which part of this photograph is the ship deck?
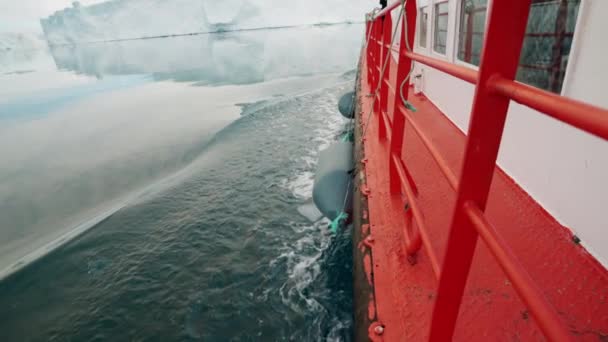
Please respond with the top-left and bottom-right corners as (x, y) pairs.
(353, 55), (608, 341)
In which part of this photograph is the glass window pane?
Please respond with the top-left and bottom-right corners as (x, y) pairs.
(457, 0), (487, 66)
(433, 2), (449, 54)
(455, 0), (579, 93)
(419, 7), (428, 48)
(517, 0), (581, 93)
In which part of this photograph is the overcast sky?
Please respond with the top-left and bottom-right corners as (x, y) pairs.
(0, 0), (106, 33)
(1, 0), (377, 35)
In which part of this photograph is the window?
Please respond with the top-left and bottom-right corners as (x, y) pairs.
(433, 2), (449, 54)
(419, 7), (429, 48)
(517, 0), (581, 93)
(456, 0), (581, 93)
(457, 0), (487, 66)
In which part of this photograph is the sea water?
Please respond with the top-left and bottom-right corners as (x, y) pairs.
(0, 24), (361, 340)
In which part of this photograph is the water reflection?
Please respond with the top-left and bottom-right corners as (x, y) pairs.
(48, 24), (362, 85)
(0, 24), (362, 279)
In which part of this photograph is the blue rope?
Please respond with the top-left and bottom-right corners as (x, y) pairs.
(328, 212), (348, 234)
(404, 101), (418, 112)
(341, 130), (354, 142)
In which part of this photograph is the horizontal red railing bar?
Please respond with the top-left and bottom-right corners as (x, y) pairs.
(490, 76), (608, 140)
(383, 78), (395, 92)
(392, 153), (441, 278)
(397, 106), (459, 190)
(381, 108), (392, 125)
(387, 43), (410, 50)
(463, 201), (574, 342)
(381, 110), (393, 136)
(404, 51), (478, 84)
(395, 51), (608, 142)
(391, 153), (423, 255)
(374, 1), (401, 19)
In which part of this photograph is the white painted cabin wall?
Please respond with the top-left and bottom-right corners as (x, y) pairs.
(409, 0), (608, 266)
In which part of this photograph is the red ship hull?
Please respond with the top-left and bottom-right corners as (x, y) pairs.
(351, 52), (608, 342)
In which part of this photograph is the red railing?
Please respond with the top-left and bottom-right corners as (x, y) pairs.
(364, 0), (608, 341)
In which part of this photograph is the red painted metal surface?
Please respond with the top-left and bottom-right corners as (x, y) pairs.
(374, 0), (401, 19)
(399, 103), (458, 191)
(490, 77), (608, 140)
(404, 51), (477, 84)
(358, 0), (608, 340)
(463, 201), (573, 342)
(430, 0), (543, 340)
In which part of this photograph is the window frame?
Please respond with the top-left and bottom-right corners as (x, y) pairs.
(518, 0), (582, 94)
(454, 0), (488, 69)
(418, 6), (430, 49)
(559, 0), (585, 96)
(452, 0), (584, 94)
(431, 0), (450, 57)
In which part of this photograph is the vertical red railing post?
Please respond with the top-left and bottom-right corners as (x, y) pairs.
(372, 19), (383, 92)
(367, 18), (374, 87)
(367, 19), (374, 87)
(372, 17), (384, 109)
(429, 0), (535, 340)
(378, 14), (393, 140)
(387, 0), (423, 259)
(389, 0), (417, 195)
(374, 18), (385, 137)
(366, 18), (372, 86)
(372, 19), (380, 89)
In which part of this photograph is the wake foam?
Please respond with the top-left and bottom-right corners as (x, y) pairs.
(270, 81), (354, 339)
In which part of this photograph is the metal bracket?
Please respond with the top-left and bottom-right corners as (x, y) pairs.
(368, 321), (385, 340)
(361, 184), (371, 197)
(363, 235), (375, 249)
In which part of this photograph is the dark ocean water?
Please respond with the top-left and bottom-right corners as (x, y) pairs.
(0, 25), (359, 341)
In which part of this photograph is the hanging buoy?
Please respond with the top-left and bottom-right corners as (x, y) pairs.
(340, 129), (354, 142)
(313, 141), (354, 223)
(338, 91), (356, 118)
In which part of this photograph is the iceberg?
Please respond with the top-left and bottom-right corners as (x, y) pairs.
(41, 0), (371, 45)
(0, 33), (49, 73)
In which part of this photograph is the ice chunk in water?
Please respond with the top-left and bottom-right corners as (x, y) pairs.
(297, 199), (324, 222)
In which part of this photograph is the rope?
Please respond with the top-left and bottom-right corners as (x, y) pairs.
(398, 0), (417, 113)
(365, 9), (378, 49)
(326, 1), (418, 234)
(329, 211), (349, 234)
(361, 0), (422, 141)
(326, 6), (381, 234)
(362, 0), (406, 138)
(327, 170), (353, 234)
(342, 11), (376, 142)
(348, 8), (378, 132)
